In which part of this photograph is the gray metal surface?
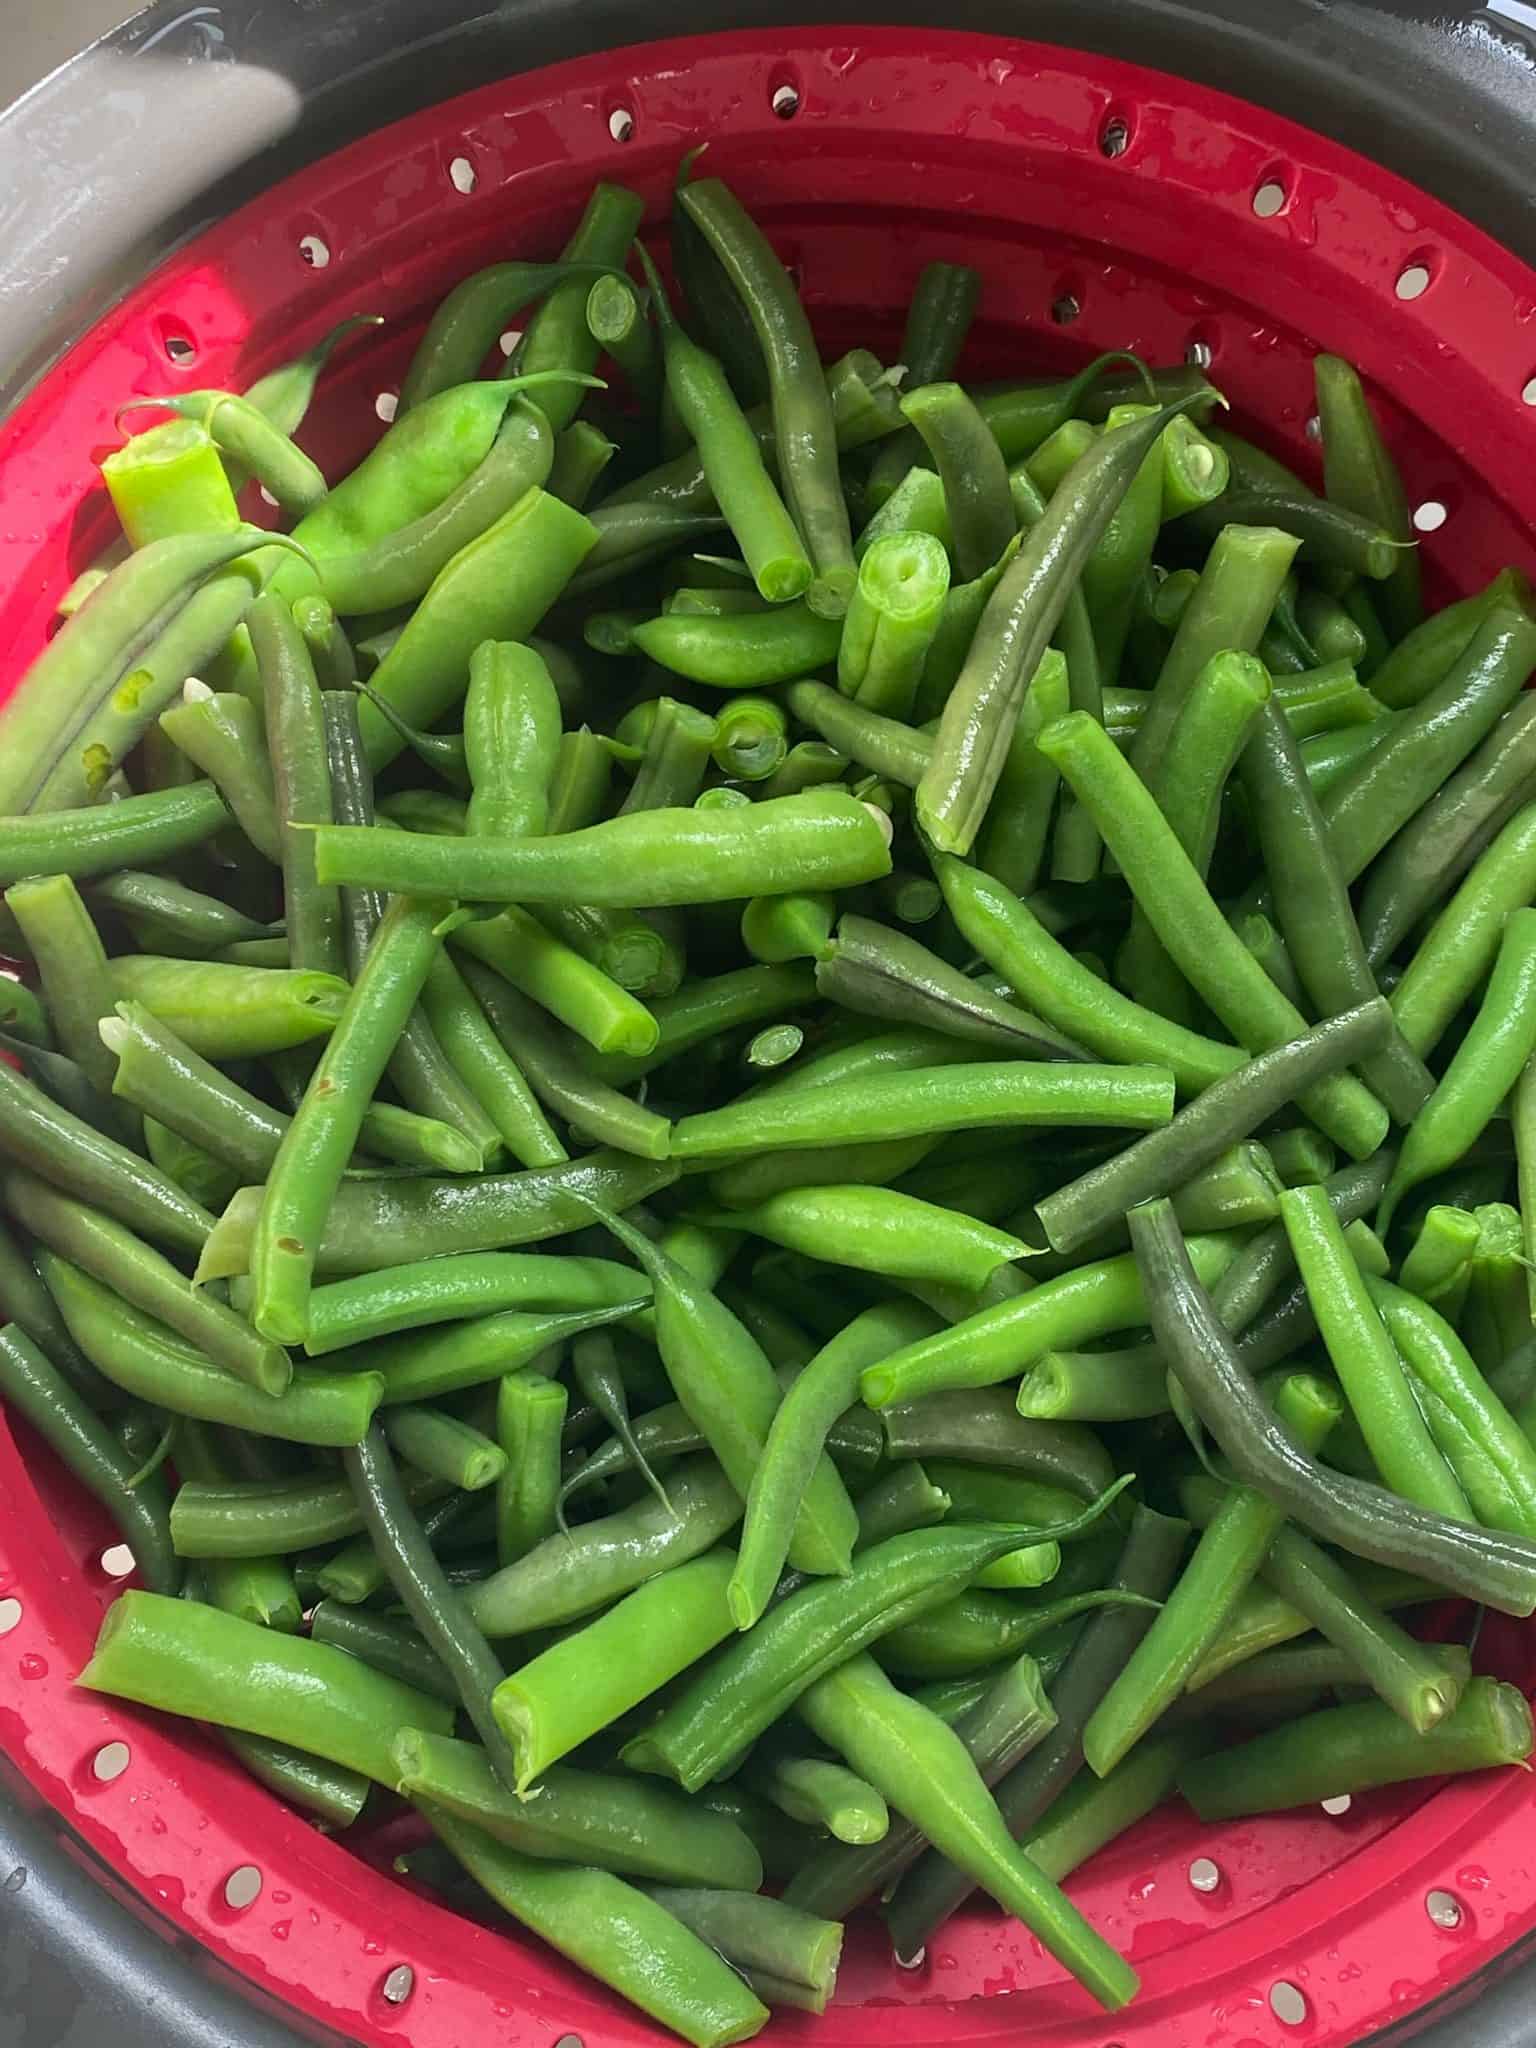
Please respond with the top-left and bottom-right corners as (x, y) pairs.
(3, 5), (1536, 2046)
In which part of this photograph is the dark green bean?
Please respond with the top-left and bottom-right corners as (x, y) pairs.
(0, 1324), (179, 1592)
(1128, 1198), (1536, 1614)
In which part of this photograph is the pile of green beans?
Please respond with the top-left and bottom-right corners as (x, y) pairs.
(3, 171), (1534, 2045)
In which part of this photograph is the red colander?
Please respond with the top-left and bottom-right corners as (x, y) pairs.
(3, 25), (1536, 2048)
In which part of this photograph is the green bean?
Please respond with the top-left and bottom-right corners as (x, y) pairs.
(293, 592), (357, 693)
(488, 1550), (736, 1789)
(585, 1202), (857, 1577)
(4, 877), (123, 1107)
(81, 1587), (453, 1783)
(709, 696), (786, 784)
(620, 698), (718, 814)
(1084, 1371), (1339, 1775)
(86, 869), (269, 960)
(1369, 568), (1522, 708)
(0, 782), (230, 887)
(1120, 649), (1272, 1020)
(1037, 710), (1388, 1157)
(487, 1369), (564, 1567)
(251, 895), (449, 1343)
(856, 463), (953, 556)
(1400, 1204), (1480, 1304)
(936, 856), (1242, 1097)
(103, 415), (242, 541)
(1185, 429), (1404, 576)
(355, 491), (596, 768)
(1036, 1002), (1393, 1255)
(461, 638), (562, 841)
(4, 1170), (286, 1396)
(157, 679), (284, 856)
(418, 950), (566, 1169)
(175, 1428), (299, 1633)
(877, 1586), (1158, 1679)
(1127, 523), (1300, 789)
(468, 1455), (742, 1635)
(585, 964), (815, 1092)
(0, 528), (307, 815)
(1282, 1183), (1469, 1513)
(41, 1254), (379, 1446)
(680, 179), (852, 617)
(740, 892), (836, 967)
(1272, 661), (1381, 739)
(859, 1236), (1232, 1409)
(1391, 801), (1536, 1057)
(883, 1504), (1187, 1953)
(101, 1000), (477, 1177)
(731, 1299), (940, 1627)
(223, 1729), (369, 1828)
(837, 531), (951, 719)
(1187, 1563), (1442, 1688)
(307, 1602), (457, 1701)
(457, 959), (670, 1161)
(643, 1889), (840, 2014)
(1366, 1275), (1536, 1536)
(915, 535), (1023, 725)
(421, 1804), (768, 2048)
(0, 1324), (178, 1591)
(345, 1421), (520, 1786)
(1017, 1343), (1169, 1423)
(1236, 911), (1307, 1007)
(193, 1151), (678, 1280)
(1131, 1198), (1536, 1615)
(0, 1207), (109, 1404)
(812, 913), (1087, 1060)
(400, 1726), (761, 1893)
(1314, 354), (1420, 639)
(0, 1056), (211, 1251)
(572, 1327), (671, 1513)
(698, 1183), (1028, 1292)
(169, 1463), (445, 1558)
(144, 1116), (237, 1210)
(1183, 1479), (1467, 1733)
(673, 1060), (1174, 1164)
(385, 1405), (506, 1490)
(784, 680), (927, 790)
(1027, 1727), (1203, 1880)
(1322, 602), (1536, 883)
(919, 397), (1202, 854)
(623, 1501), (1124, 1792)
(783, 1649), (1055, 1920)
(0, 1028), (114, 1138)
(633, 246), (810, 603)
(106, 956), (348, 1060)
(250, 592), (345, 975)
(901, 383), (1013, 581)
(547, 419), (616, 509)
(302, 1251), (643, 1356)
(351, 677), (471, 788)
(799, 1651), (1136, 2007)
(1381, 909), (1536, 1233)
(1178, 1678), (1532, 1819)
(312, 788), (891, 905)
(333, 1297), (639, 1408)
(1240, 700), (1434, 1122)
(1358, 693), (1536, 969)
